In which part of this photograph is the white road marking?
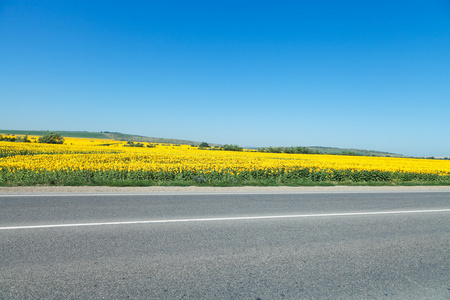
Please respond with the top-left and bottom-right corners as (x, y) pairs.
(1, 209), (449, 230)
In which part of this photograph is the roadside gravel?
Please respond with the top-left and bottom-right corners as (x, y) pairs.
(1, 185), (450, 194)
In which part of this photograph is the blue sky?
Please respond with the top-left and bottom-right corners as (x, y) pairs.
(1, 0), (449, 156)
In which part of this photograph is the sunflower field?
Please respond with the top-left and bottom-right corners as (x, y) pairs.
(1, 135), (450, 186)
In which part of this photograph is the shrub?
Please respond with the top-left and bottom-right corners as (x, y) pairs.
(16, 134), (31, 143)
(125, 141), (144, 147)
(38, 132), (64, 144)
(0, 135), (18, 142)
(222, 144), (243, 151)
(258, 146), (319, 154)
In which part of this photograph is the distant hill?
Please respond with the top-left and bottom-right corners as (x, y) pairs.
(247, 145), (405, 157)
(101, 132), (208, 146)
(306, 146), (405, 157)
(0, 130), (109, 139)
(1, 129), (404, 157)
(0, 129), (205, 146)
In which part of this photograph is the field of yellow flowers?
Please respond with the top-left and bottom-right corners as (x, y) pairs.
(1, 136), (450, 186)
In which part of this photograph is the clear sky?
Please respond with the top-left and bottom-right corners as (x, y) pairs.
(1, 0), (449, 157)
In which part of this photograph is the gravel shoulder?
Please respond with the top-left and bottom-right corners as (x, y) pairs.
(1, 185), (450, 195)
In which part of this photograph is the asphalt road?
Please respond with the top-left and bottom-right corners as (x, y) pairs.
(1, 191), (449, 299)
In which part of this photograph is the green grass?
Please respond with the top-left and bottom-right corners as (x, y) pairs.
(1, 168), (449, 187)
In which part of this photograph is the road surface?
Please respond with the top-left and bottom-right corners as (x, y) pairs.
(1, 190), (449, 299)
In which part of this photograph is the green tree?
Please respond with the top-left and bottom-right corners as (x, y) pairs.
(222, 144), (243, 151)
(38, 132), (65, 144)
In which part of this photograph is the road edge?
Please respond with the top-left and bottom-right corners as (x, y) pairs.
(1, 185), (450, 195)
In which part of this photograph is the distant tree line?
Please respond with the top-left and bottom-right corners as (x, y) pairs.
(258, 146), (320, 154)
(339, 150), (359, 156)
(195, 143), (244, 152)
(222, 144), (243, 151)
(125, 141), (145, 147)
(124, 141), (156, 148)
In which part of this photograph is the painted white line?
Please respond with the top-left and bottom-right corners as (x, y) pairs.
(1, 209), (449, 231)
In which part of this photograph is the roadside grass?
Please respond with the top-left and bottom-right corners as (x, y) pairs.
(1, 171), (449, 187)
(3, 181), (449, 187)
